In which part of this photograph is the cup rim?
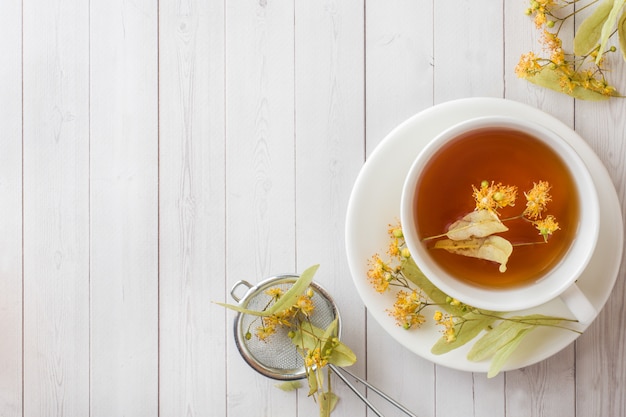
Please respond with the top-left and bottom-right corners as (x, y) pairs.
(400, 115), (600, 312)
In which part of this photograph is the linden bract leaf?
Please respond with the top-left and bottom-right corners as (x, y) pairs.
(446, 210), (508, 241)
(526, 66), (613, 100)
(431, 311), (498, 355)
(573, 0), (614, 55)
(487, 328), (533, 378)
(596, 0), (626, 64)
(434, 235), (513, 272)
(618, 8), (626, 61)
(275, 381), (302, 391)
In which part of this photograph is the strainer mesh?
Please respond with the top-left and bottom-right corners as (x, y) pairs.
(236, 280), (337, 375)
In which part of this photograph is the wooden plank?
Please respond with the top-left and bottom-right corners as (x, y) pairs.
(294, 0), (366, 414)
(434, 0), (504, 102)
(573, 19), (626, 413)
(225, 1), (297, 415)
(365, 0), (434, 154)
(158, 0), (226, 415)
(364, 1), (435, 416)
(22, 0), (90, 415)
(0, 0), (23, 414)
(89, 0), (159, 415)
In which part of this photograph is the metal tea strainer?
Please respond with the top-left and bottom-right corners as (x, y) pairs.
(230, 274), (418, 417)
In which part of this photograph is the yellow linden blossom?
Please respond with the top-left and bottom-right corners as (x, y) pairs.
(534, 214), (560, 242)
(523, 181), (552, 219)
(294, 294), (315, 316)
(433, 311), (457, 343)
(389, 290), (426, 330)
(304, 347), (328, 369)
(515, 51), (542, 78)
(367, 254), (393, 293)
(255, 323), (277, 341)
(528, 0), (557, 28)
(265, 287), (283, 299)
(472, 181), (517, 213)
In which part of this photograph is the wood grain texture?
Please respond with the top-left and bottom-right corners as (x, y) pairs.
(294, 0), (365, 414)
(434, 0), (504, 102)
(225, 1), (297, 415)
(158, 0), (227, 415)
(0, 0), (23, 415)
(89, 0), (159, 415)
(5, 1), (626, 416)
(22, 0), (90, 415)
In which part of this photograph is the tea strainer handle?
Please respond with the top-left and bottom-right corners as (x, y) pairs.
(329, 364), (418, 417)
(230, 280), (253, 303)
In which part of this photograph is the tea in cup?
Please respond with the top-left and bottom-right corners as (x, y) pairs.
(400, 116), (599, 323)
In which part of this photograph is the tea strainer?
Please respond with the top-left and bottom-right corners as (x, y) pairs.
(230, 274), (418, 417)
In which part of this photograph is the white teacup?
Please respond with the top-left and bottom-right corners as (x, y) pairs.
(400, 116), (599, 323)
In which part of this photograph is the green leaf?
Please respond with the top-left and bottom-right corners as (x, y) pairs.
(574, 0), (614, 55)
(467, 320), (533, 362)
(307, 370), (318, 396)
(401, 258), (466, 316)
(525, 66), (612, 101)
(618, 8), (626, 60)
(264, 264), (320, 316)
(431, 311), (498, 355)
(328, 341), (357, 367)
(596, 0), (626, 64)
(275, 381), (302, 391)
(290, 321), (357, 367)
(215, 264), (320, 317)
(487, 328), (533, 378)
(319, 391), (339, 417)
(213, 301), (273, 317)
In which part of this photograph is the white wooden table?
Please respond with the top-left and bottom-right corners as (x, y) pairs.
(1, 1), (625, 416)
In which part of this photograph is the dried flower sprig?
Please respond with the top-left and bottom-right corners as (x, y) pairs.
(424, 180), (560, 272)
(218, 265), (356, 417)
(368, 224), (580, 377)
(517, 0), (626, 100)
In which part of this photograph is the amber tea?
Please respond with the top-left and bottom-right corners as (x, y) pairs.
(414, 127), (579, 289)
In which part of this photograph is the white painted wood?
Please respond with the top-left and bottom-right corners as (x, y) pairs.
(364, 1), (436, 416)
(89, 0), (159, 415)
(434, 0), (504, 102)
(225, 1), (297, 416)
(158, 0), (227, 416)
(0, 0), (22, 415)
(365, 0), (434, 155)
(574, 25), (626, 415)
(294, 0), (366, 414)
(5, 1), (626, 416)
(22, 0), (90, 415)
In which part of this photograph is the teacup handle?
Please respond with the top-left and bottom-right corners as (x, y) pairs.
(559, 283), (596, 325)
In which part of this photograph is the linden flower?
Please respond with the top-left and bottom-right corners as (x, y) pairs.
(294, 294), (315, 316)
(367, 254), (393, 293)
(523, 181), (552, 219)
(515, 51), (542, 78)
(305, 347), (328, 369)
(472, 181), (518, 213)
(434, 311), (458, 343)
(255, 323), (277, 341)
(389, 290), (426, 330)
(265, 287), (284, 299)
(534, 214), (560, 242)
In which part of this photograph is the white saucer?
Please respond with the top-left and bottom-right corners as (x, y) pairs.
(345, 97), (624, 373)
